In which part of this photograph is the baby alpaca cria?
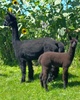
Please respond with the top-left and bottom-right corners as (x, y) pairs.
(38, 36), (78, 91)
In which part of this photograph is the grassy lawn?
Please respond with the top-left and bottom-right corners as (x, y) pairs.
(0, 61), (80, 100)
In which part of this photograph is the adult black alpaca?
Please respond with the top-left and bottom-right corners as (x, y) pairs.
(4, 12), (64, 82)
(38, 36), (78, 91)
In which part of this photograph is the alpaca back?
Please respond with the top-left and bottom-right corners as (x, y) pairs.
(38, 52), (70, 67)
(38, 36), (78, 68)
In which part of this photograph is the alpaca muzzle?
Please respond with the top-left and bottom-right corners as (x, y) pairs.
(72, 42), (77, 48)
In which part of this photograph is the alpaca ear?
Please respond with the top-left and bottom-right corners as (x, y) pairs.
(69, 36), (72, 40)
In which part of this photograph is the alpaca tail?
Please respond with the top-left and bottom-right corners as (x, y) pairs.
(38, 54), (43, 64)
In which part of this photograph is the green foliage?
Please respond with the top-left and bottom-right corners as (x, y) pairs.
(0, 27), (17, 65)
(0, 1), (80, 99)
(0, 0), (80, 65)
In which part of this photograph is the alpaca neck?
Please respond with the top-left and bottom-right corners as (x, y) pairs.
(11, 22), (20, 42)
(68, 46), (76, 61)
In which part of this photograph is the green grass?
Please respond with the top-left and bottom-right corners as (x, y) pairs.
(0, 62), (80, 100)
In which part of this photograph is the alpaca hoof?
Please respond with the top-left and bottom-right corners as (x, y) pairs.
(21, 79), (25, 83)
(28, 78), (34, 82)
(21, 80), (25, 83)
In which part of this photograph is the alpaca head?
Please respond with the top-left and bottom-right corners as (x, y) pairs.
(4, 12), (17, 27)
(69, 35), (78, 48)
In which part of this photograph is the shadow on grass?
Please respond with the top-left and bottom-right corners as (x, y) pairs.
(0, 73), (8, 77)
(33, 72), (78, 80)
(48, 73), (79, 91)
(56, 72), (78, 81)
(25, 73), (40, 83)
(0, 70), (15, 77)
(68, 81), (80, 87)
(68, 73), (78, 79)
(50, 80), (80, 90)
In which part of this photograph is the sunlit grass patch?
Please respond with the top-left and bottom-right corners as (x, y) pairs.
(0, 64), (80, 100)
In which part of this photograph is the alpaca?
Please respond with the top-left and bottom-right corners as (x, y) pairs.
(47, 41), (64, 82)
(38, 36), (78, 91)
(4, 12), (64, 82)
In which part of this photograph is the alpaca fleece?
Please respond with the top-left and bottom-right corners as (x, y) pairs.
(4, 12), (64, 82)
(38, 36), (78, 91)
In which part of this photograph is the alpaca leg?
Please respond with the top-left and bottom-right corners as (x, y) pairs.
(42, 74), (48, 91)
(28, 61), (34, 81)
(42, 68), (49, 91)
(39, 73), (44, 87)
(54, 67), (59, 78)
(19, 60), (26, 82)
(62, 67), (68, 89)
(52, 66), (59, 80)
(48, 66), (59, 82)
